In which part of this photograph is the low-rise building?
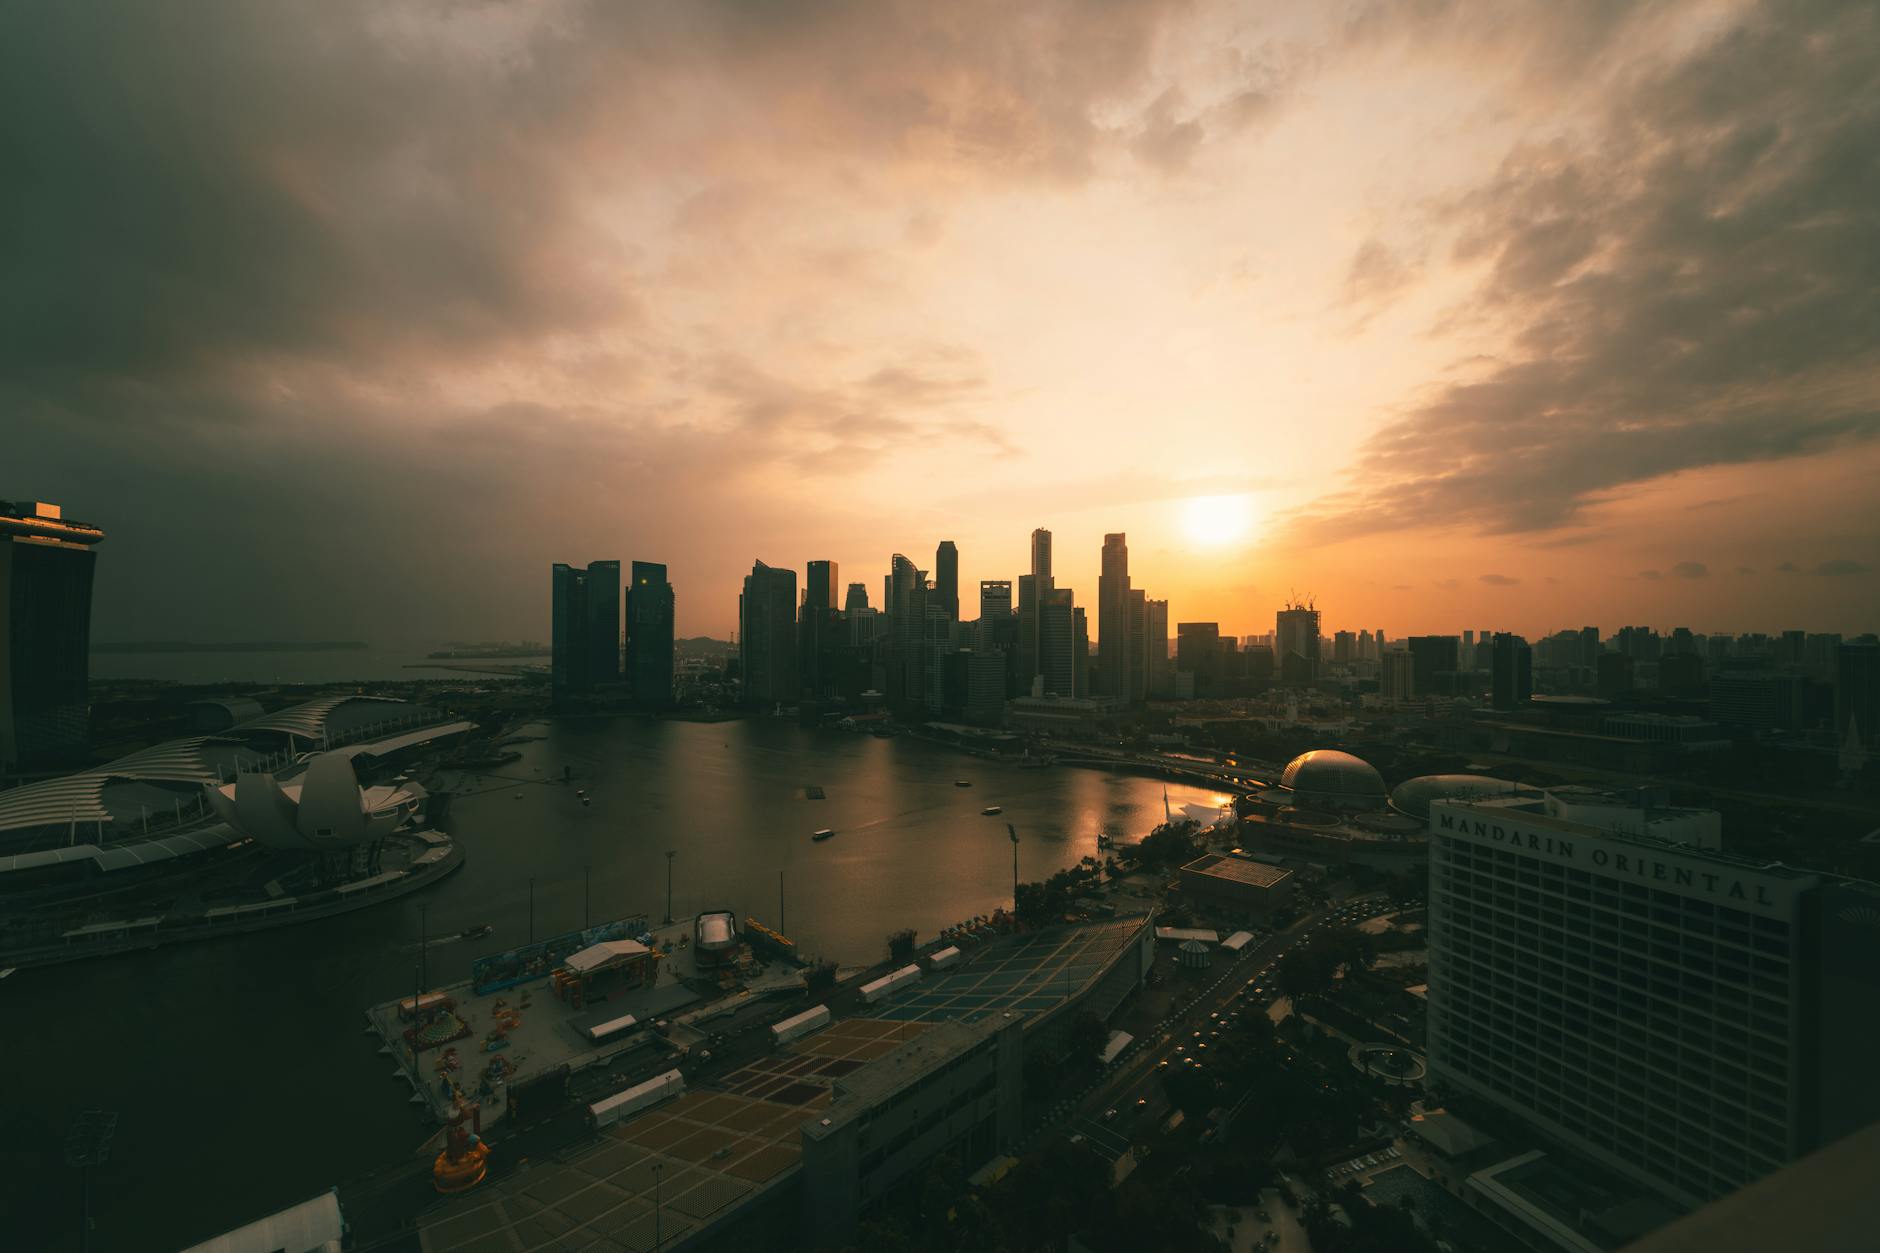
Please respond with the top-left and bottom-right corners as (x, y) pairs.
(1178, 852), (1295, 921)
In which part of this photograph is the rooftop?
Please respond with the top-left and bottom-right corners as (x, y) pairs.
(860, 915), (1148, 1025)
(1182, 852), (1292, 888)
(805, 1017), (1007, 1139)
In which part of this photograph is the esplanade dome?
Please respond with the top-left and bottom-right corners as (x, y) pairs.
(1279, 750), (1387, 812)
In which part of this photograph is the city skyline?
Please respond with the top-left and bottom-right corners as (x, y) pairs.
(10, 2), (1880, 645)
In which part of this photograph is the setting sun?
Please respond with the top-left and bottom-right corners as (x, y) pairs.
(1181, 494), (1255, 547)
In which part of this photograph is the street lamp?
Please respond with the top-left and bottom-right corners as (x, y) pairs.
(664, 849), (676, 924)
(1007, 823), (1019, 916)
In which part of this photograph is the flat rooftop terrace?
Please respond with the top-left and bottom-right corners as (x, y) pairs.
(865, 915), (1145, 1025)
(1183, 852), (1292, 888)
(419, 1083), (826, 1253)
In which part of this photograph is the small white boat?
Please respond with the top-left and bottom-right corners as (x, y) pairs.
(981, 805), (1002, 816)
(812, 828), (836, 842)
(955, 780), (972, 787)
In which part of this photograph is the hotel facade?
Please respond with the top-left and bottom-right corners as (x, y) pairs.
(1426, 796), (1880, 1209)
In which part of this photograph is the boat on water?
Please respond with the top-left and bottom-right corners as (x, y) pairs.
(981, 805), (1002, 816)
(812, 828), (836, 841)
(513, 792), (524, 799)
(580, 795), (591, 806)
(954, 780), (972, 787)
(460, 924), (494, 940)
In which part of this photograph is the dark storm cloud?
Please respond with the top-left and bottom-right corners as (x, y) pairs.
(1296, 0), (1880, 540)
(3, 0), (1201, 638)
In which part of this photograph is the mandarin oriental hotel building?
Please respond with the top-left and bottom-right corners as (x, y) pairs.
(1427, 797), (1880, 1210)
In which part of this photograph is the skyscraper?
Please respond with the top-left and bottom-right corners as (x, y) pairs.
(1176, 622), (1222, 696)
(1490, 632), (1532, 711)
(844, 582), (869, 612)
(1017, 528), (1053, 693)
(1427, 795), (1880, 1207)
(978, 580), (1012, 626)
(626, 561), (675, 706)
(1098, 533), (1130, 699)
(1145, 598), (1170, 697)
(801, 559), (840, 700)
(1126, 587), (1148, 702)
(552, 559), (622, 695)
(1039, 587), (1076, 698)
(586, 559), (621, 684)
(1407, 634), (1460, 697)
(1275, 600), (1320, 687)
(0, 500), (104, 770)
(887, 555), (927, 715)
(933, 541), (958, 623)
(739, 560), (798, 707)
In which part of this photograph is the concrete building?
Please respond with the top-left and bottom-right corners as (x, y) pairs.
(1275, 601), (1320, 686)
(800, 1014), (1024, 1246)
(1176, 622), (1221, 696)
(1177, 853), (1295, 921)
(1491, 632), (1532, 711)
(1146, 598), (1170, 697)
(1409, 634), (1461, 698)
(1126, 587), (1148, 702)
(800, 559), (841, 701)
(625, 561), (674, 706)
(0, 499), (104, 771)
(739, 560), (799, 707)
(586, 560), (621, 684)
(1835, 643), (1879, 747)
(1427, 796), (1880, 1208)
(1381, 648), (1415, 706)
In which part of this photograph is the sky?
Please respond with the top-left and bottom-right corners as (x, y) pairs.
(7, 0), (1878, 644)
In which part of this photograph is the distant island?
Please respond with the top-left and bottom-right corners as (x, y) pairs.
(677, 636), (733, 658)
(426, 641), (550, 659)
(93, 640), (369, 654)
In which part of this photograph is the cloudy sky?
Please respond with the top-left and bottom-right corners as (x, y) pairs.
(8, 0), (1878, 643)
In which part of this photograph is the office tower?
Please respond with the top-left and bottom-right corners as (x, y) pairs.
(1407, 635), (1460, 697)
(1146, 599), (1170, 697)
(1333, 630), (1355, 665)
(933, 541), (959, 623)
(1490, 633), (1532, 710)
(1030, 528), (1052, 586)
(739, 560), (798, 707)
(978, 580), (1012, 628)
(1427, 795), (1880, 1208)
(0, 499), (104, 770)
(1176, 622), (1222, 696)
(887, 555), (927, 715)
(1073, 605), (1090, 698)
(963, 650), (1006, 725)
(844, 582), (869, 612)
(1015, 529), (1054, 694)
(1461, 629), (1476, 671)
(586, 560), (621, 683)
(1039, 588), (1076, 698)
(800, 559), (841, 700)
(1126, 587), (1148, 702)
(1275, 600), (1321, 686)
(552, 563), (593, 693)
(1836, 644), (1879, 746)
(625, 561), (675, 706)
(1357, 629), (1374, 662)
(1098, 533), (1130, 699)
(1380, 648), (1414, 705)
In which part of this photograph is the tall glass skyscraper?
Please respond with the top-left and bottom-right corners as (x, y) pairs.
(1, 500), (105, 771)
(626, 561), (674, 706)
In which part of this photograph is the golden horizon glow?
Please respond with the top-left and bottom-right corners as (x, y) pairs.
(1181, 495), (1256, 548)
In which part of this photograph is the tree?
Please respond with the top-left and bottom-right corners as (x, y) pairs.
(887, 928), (917, 962)
(1274, 946), (1336, 1001)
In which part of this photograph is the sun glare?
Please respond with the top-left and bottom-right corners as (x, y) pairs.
(1181, 494), (1255, 546)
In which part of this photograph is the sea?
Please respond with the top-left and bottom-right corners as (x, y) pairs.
(3, 713), (1227, 1251)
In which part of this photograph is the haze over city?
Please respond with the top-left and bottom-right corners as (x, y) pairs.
(10, 0), (1880, 642)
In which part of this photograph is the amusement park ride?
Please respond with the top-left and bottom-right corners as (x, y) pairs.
(433, 1101), (490, 1193)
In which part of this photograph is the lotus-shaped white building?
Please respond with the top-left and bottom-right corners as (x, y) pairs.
(208, 750), (425, 849)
